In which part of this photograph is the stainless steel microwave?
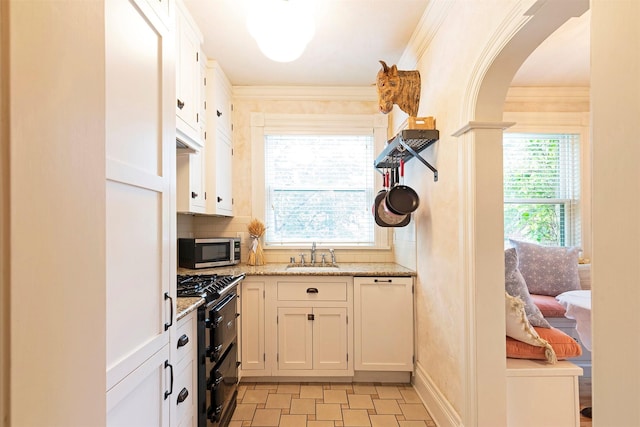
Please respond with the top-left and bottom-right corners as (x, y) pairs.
(178, 238), (241, 269)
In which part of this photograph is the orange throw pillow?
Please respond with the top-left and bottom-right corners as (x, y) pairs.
(506, 327), (582, 361)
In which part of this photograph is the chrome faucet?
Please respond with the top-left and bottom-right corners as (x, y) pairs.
(310, 242), (317, 265)
(329, 248), (336, 264)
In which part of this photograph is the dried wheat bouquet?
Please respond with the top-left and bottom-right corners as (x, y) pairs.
(247, 218), (266, 265)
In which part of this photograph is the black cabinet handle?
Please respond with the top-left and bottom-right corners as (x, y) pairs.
(164, 360), (174, 400)
(216, 110), (222, 117)
(177, 387), (189, 404)
(374, 279), (393, 283)
(307, 313), (315, 321)
(164, 293), (173, 331)
(177, 99), (185, 110)
(177, 334), (189, 348)
(191, 191), (198, 199)
(306, 288), (318, 293)
(217, 196), (223, 202)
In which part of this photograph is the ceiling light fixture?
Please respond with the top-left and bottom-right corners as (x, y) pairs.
(246, 0), (316, 63)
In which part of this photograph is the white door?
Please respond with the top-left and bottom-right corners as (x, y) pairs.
(313, 307), (348, 370)
(354, 277), (414, 371)
(105, 0), (175, 423)
(277, 307), (313, 370)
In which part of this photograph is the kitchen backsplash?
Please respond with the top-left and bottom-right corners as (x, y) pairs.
(177, 213), (396, 264)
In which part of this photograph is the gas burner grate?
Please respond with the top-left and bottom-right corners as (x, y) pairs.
(177, 273), (246, 302)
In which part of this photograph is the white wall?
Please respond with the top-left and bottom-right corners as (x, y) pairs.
(7, 1), (107, 425)
(591, 1), (640, 425)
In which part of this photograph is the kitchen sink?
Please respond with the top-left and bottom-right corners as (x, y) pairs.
(286, 263), (340, 271)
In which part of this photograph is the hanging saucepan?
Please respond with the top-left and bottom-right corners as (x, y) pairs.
(373, 169), (409, 227)
(385, 159), (420, 215)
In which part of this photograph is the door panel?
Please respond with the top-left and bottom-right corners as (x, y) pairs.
(313, 308), (348, 370)
(277, 307), (312, 370)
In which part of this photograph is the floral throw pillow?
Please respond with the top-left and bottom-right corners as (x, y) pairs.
(504, 248), (550, 328)
(509, 239), (581, 297)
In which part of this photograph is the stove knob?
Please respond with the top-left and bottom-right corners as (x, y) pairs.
(205, 318), (212, 328)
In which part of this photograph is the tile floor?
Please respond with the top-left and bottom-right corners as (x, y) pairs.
(230, 382), (436, 427)
(579, 376), (592, 427)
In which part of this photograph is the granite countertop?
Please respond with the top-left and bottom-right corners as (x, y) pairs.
(178, 262), (416, 277)
(175, 262), (416, 319)
(176, 297), (204, 321)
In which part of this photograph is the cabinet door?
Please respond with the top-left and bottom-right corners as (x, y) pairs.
(105, 0), (173, 421)
(354, 277), (414, 371)
(107, 346), (171, 427)
(277, 307), (313, 370)
(214, 131), (233, 215)
(175, 0), (203, 149)
(211, 64), (233, 138)
(313, 307), (348, 370)
(176, 149), (206, 214)
(241, 279), (266, 372)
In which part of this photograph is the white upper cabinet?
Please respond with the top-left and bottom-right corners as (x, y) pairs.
(205, 62), (234, 216)
(175, 0), (203, 150)
(176, 148), (206, 214)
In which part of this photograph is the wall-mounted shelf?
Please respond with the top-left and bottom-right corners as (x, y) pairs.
(374, 129), (439, 181)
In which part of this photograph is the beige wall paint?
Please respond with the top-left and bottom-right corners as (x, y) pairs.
(591, 1), (640, 425)
(394, 1), (589, 425)
(7, 1), (107, 425)
(185, 90), (398, 263)
(0, 1), (9, 425)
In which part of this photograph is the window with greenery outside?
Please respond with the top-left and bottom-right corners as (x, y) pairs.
(503, 133), (581, 247)
(264, 135), (375, 246)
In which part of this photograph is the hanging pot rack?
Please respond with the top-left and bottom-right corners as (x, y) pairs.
(374, 129), (439, 181)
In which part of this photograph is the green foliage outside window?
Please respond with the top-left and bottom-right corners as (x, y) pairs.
(503, 134), (579, 247)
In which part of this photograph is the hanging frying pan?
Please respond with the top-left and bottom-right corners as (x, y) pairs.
(385, 159), (420, 215)
(373, 169), (409, 227)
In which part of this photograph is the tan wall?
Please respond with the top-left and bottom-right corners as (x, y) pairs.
(183, 90), (398, 263)
(7, 1), (107, 425)
(393, 1), (590, 424)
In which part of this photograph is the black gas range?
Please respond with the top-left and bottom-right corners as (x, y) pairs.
(177, 272), (245, 427)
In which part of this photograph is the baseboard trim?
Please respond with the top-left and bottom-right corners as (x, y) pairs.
(412, 362), (462, 427)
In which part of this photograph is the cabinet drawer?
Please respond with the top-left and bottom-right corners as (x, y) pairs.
(277, 281), (347, 301)
(176, 312), (196, 364)
(175, 357), (196, 426)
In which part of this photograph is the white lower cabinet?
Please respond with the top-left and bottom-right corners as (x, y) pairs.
(354, 277), (414, 371)
(240, 276), (354, 378)
(173, 311), (198, 427)
(240, 278), (267, 374)
(106, 346), (170, 426)
(275, 278), (352, 376)
(277, 307), (348, 371)
(240, 275), (415, 379)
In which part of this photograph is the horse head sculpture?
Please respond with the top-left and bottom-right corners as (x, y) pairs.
(376, 60), (421, 117)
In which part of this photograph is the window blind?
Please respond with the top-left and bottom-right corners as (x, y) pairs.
(503, 133), (581, 247)
(264, 134), (375, 245)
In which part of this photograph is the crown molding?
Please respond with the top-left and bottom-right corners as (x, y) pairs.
(232, 85), (377, 101)
(398, 0), (454, 69)
(506, 86), (590, 104)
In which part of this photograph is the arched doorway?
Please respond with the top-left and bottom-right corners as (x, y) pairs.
(453, 0), (589, 425)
